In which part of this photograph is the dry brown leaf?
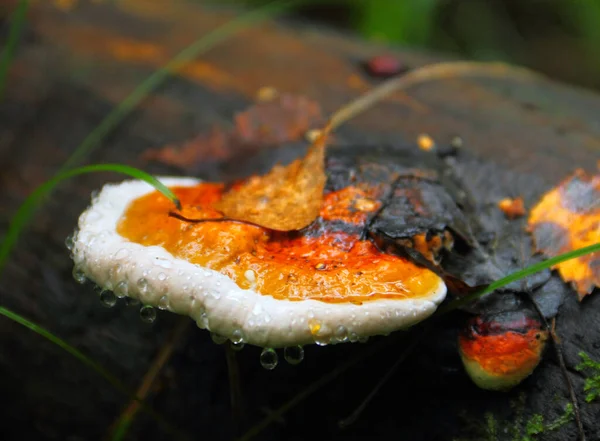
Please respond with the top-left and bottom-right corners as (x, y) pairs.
(528, 169), (600, 299)
(214, 132), (328, 231)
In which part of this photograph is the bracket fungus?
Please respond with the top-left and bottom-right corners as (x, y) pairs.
(458, 311), (548, 391)
(70, 176), (447, 350)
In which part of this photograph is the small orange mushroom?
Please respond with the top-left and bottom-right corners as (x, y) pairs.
(458, 312), (548, 391)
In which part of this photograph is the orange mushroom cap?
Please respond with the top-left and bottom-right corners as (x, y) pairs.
(71, 177), (447, 348)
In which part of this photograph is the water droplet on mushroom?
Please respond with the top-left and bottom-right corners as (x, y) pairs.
(260, 348), (278, 370)
(158, 295), (169, 310)
(99, 290), (117, 308)
(124, 297), (140, 307)
(65, 234), (75, 251)
(157, 272), (167, 281)
(72, 266), (86, 284)
(114, 281), (128, 298)
(85, 211), (101, 222)
(210, 332), (227, 345)
(155, 258), (172, 269)
(244, 270), (256, 283)
(284, 346), (304, 365)
(332, 325), (348, 344)
(230, 328), (245, 344)
(308, 319), (321, 335)
(314, 336), (329, 346)
(230, 341), (245, 351)
(113, 248), (129, 260)
(208, 289), (221, 300)
(140, 305), (156, 323)
(137, 278), (148, 293)
(198, 311), (209, 329)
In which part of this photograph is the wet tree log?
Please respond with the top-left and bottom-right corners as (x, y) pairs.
(1, 1), (599, 441)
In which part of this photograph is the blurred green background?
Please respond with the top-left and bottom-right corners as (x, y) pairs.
(235, 0), (600, 91)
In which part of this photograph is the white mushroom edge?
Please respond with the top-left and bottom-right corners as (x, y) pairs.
(71, 177), (447, 348)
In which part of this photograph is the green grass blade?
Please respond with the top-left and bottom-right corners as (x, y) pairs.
(59, 0), (305, 172)
(0, 0), (29, 101)
(0, 305), (129, 392)
(0, 163), (179, 274)
(437, 242), (600, 315)
(0, 305), (189, 440)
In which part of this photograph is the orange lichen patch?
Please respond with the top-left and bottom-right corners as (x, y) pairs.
(417, 134), (435, 152)
(528, 169), (600, 298)
(214, 133), (327, 231)
(498, 197), (526, 219)
(319, 187), (381, 225)
(117, 183), (442, 303)
(411, 231), (454, 263)
(255, 86), (279, 102)
(346, 74), (364, 90)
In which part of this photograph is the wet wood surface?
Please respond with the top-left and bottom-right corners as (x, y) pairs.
(1, 1), (599, 440)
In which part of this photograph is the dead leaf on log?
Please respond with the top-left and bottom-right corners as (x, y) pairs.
(143, 92), (323, 168)
(214, 131), (328, 231)
(528, 169), (600, 299)
(235, 91), (323, 145)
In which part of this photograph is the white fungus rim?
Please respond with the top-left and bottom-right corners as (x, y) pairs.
(71, 177), (447, 348)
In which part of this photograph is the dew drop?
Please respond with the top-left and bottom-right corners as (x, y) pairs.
(114, 281), (128, 298)
(244, 270), (256, 282)
(260, 348), (278, 370)
(198, 311), (210, 329)
(124, 297), (140, 307)
(99, 290), (117, 308)
(114, 248), (130, 260)
(230, 341), (245, 351)
(314, 336), (329, 346)
(157, 272), (167, 281)
(155, 258), (172, 269)
(157, 295), (170, 310)
(137, 278), (149, 293)
(308, 319), (321, 335)
(72, 267), (86, 284)
(210, 332), (227, 345)
(65, 234), (75, 251)
(284, 346), (304, 365)
(230, 329), (245, 344)
(208, 289), (221, 300)
(85, 211), (101, 222)
(332, 325), (348, 344)
(140, 305), (156, 323)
